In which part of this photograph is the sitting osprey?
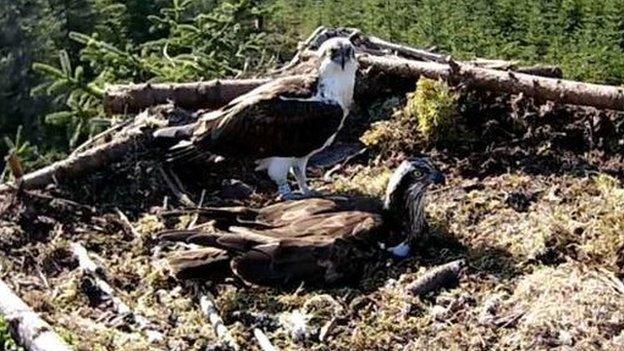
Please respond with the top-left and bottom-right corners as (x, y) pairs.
(154, 38), (358, 199)
(158, 158), (445, 285)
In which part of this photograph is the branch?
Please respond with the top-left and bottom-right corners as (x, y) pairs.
(104, 78), (270, 115)
(0, 279), (73, 351)
(406, 259), (465, 295)
(351, 30), (447, 63)
(0, 124), (150, 193)
(70, 243), (163, 341)
(357, 54), (624, 110)
(199, 293), (240, 350)
(253, 328), (276, 351)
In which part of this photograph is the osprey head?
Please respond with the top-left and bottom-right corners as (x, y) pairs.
(383, 157), (445, 257)
(317, 37), (357, 71)
(384, 157), (445, 210)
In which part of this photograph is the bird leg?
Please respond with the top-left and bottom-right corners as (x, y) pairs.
(292, 158), (316, 197)
(267, 158), (295, 200)
(277, 183), (295, 200)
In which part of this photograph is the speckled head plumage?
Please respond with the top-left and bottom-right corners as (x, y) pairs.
(317, 37), (357, 71)
(383, 158), (445, 256)
(384, 158), (445, 209)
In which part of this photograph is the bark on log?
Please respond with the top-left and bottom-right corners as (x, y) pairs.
(0, 280), (73, 351)
(102, 53), (615, 117)
(104, 78), (270, 115)
(0, 124), (151, 193)
(358, 55), (624, 110)
(199, 293), (239, 350)
(406, 259), (465, 296)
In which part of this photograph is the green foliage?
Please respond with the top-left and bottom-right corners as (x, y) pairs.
(1, 125), (58, 181)
(0, 0), (60, 152)
(409, 78), (459, 142)
(31, 0), (273, 149)
(268, 0), (624, 84)
(32, 50), (105, 148)
(0, 316), (22, 351)
(361, 79), (460, 153)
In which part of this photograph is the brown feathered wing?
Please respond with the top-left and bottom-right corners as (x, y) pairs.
(159, 198), (384, 286)
(185, 75), (345, 159)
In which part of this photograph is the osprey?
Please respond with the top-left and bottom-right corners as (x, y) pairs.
(154, 38), (358, 199)
(158, 158), (445, 285)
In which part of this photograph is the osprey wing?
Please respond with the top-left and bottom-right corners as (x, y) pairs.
(191, 75), (345, 159)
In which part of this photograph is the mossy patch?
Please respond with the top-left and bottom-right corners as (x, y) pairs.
(0, 316), (22, 351)
(361, 78), (462, 154)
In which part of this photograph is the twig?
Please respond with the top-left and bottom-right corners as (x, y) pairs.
(22, 189), (95, 212)
(353, 31), (448, 63)
(0, 279), (73, 351)
(199, 293), (240, 350)
(70, 243), (163, 340)
(253, 328), (277, 351)
(187, 189), (206, 229)
(406, 259), (465, 296)
(70, 120), (131, 157)
(5, 151), (24, 181)
(115, 208), (141, 239)
(157, 166), (196, 207)
(272, 26), (328, 74)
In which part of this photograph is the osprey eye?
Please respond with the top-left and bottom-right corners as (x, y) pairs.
(413, 170), (423, 177)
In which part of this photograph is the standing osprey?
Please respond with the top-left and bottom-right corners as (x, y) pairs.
(158, 158), (445, 285)
(154, 38), (358, 199)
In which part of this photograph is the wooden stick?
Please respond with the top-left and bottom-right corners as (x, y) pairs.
(0, 125), (150, 193)
(70, 120), (131, 157)
(70, 243), (162, 340)
(157, 166), (196, 207)
(0, 279), (73, 351)
(352, 31), (447, 63)
(272, 25), (328, 75)
(253, 328), (277, 351)
(406, 259), (465, 295)
(199, 293), (239, 350)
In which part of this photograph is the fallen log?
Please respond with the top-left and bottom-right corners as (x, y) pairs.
(358, 55), (624, 110)
(0, 124), (150, 193)
(0, 105), (196, 193)
(468, 59), (562, 78)
(103, 53), (618, 117)
(104, 28), (568, 115)
(104, 78), (270, 115)
(0, 279), (73, 351)
(406, 259), (465, 296)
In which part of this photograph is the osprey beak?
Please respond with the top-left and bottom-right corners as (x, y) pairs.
(430, 171), (446, 185)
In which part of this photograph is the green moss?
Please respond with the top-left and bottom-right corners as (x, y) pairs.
(361, 78), (460, 153)
(409, 78), (459, 142)
(0, 316), (22, 351)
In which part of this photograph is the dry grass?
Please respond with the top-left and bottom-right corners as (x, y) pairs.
(0, 90), (623, 350)
(0, 167), (623, 351)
